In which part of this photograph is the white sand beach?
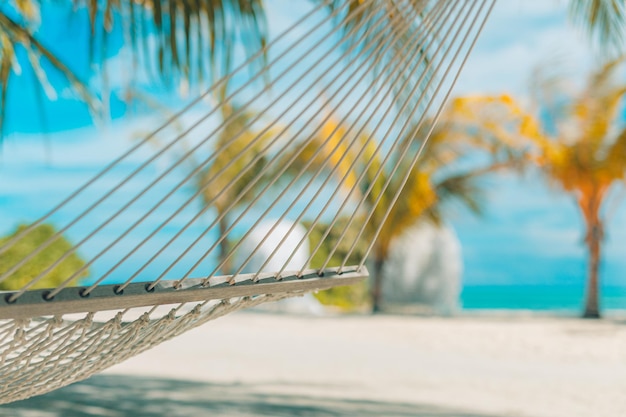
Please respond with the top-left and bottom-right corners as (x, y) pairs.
(98, 312), (626, 417)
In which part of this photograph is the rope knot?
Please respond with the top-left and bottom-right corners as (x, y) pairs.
(13, 328), (26, 344)
(109, 312), (124, 330)
(51, 315), (64, 327)
(139, 312), (151, 325)
(189, 305), (202, 317)
(80, 312), (94, 328)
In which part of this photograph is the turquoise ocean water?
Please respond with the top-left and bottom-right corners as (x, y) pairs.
(462, 285), (626, 312)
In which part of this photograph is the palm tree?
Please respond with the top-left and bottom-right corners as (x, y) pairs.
(195, 102), (282, 273)
(290, 114), (504, 312)
(449, 58), (626, 318)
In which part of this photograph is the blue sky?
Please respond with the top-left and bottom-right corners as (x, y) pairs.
(456, 1), (594, 95)
(1, 0), (625, 291)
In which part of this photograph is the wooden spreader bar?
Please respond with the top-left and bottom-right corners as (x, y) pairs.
(0, 266), (368, 320)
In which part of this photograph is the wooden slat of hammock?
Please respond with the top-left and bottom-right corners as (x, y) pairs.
(0, 267), (366, 320)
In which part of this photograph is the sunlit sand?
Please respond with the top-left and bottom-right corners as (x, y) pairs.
(98, 311), (626, 417)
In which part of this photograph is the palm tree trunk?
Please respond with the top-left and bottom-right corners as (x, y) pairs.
(579, 190), (605, 319)
(218, 216), (232, 275)
(583, 220), (602, 319)
(371, 252), (385, 313)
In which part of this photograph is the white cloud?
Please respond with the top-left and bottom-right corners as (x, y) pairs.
(454, 0), (593, 96)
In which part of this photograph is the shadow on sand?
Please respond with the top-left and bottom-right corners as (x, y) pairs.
(0, 374), (501, 417)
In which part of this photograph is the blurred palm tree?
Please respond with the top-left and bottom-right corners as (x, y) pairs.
(195, 103), (281, 274)
(449, 58), (626, 318)
(291, 114), (508, 312)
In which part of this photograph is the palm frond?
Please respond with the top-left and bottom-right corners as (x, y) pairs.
(0, 6), (96, 136)
(603, 127), (626, 178)
(587, 54), (626, 91)
(78, 0), (268, 93)
(324, 0), (433, 121)
(432, 171), (485, 217)
(569, 0), (626, 54)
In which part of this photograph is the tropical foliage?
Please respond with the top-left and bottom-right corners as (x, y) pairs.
(289, 114), (507, 311)
(305, 217), (369, 311)
(0, 0), (94, 133)
(569, 0), (626, 53)
(195, 103), (282, 274)
(0, 0), (267, 133)
(449, 58), (626, 318)
(2, 0), (624, 133)
(0, 223), (89, 290)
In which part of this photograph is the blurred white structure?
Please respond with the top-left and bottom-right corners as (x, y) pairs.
(235, 220), (311, 274)
(382, 221), (462, 315)
(235, 219), (325, 315)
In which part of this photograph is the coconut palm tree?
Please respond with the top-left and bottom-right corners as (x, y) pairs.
(289, 114), (507, 312)
(449, 58), (626, 318)
(195, 102), (282, 273)
(367, 137), (488, 312)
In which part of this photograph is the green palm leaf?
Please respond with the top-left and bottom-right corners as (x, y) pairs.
(569, 0), (626, 53)
(0, 3), (96, 135)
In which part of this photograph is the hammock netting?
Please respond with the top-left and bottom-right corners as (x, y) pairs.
(0, 0), (493, 403)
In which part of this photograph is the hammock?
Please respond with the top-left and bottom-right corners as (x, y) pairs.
(0, 0), (493, 403)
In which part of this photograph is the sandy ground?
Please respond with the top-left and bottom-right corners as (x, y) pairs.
(97, 312), (626, 417)
(1, 312), (625, 416)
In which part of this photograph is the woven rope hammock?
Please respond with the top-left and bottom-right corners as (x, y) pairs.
(0, 0), (493, 403)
